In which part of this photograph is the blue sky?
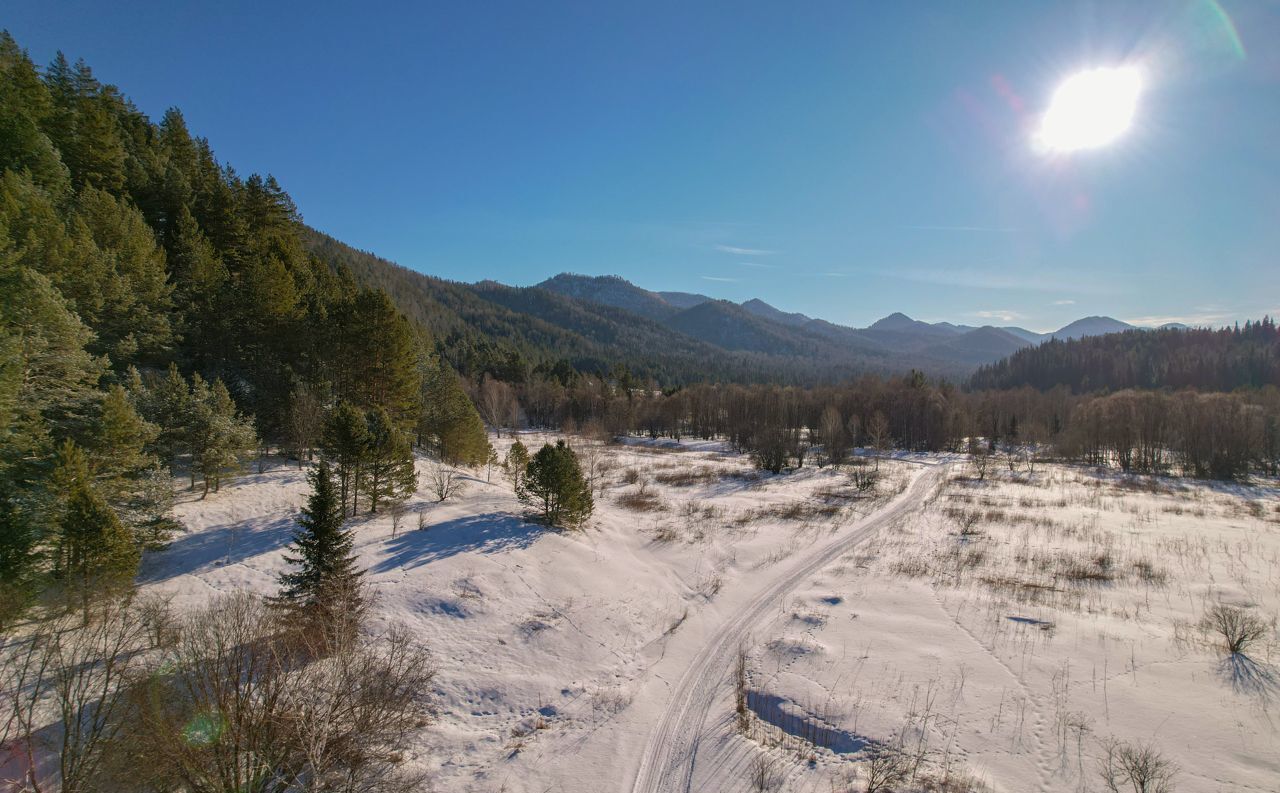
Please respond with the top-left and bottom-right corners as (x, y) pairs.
(8, 1), (1279, 331)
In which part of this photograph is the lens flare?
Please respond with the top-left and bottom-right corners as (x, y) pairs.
(1034, 66), (1143, 153)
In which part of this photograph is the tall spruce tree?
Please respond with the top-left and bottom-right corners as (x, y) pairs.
(419, 359), (488, 466)
(321, 401), (370, 516)
(360, 407), (417, 514)
(277, 461), (364, 641)
(54, 441), (139, 615)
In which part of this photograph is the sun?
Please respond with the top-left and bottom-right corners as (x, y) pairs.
(1035, 66), (1143, 153)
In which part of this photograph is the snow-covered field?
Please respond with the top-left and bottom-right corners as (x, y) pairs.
(143, 436), (1280, 792)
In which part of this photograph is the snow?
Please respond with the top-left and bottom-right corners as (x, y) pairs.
(141, 436), (1280, 792)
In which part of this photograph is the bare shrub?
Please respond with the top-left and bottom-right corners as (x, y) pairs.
(914, 770), (991, 792)
(1131, 559), (1169, 585)
(1056, 552), (1116, 584)
(750, 752), (779, 791)
(1202, 603), (1270, 655)
(427, 462), (467, 502)
(1, 596), (148, 793)
(735, 647), (750, 733)
(850, 461), (879, 492)
(864, 745), (912, 793)
(123, 593), (436, 793)
(618, 482), (665, 512)
(654, 466), (720, 486)
(135, 591), (177, 649)
(1098, 738), (1177, 793)
(651, 523), (680, 542)
(620, 467), (642, 485)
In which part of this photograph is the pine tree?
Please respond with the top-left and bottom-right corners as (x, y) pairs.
(135, 362), (191, 472)
(330, 289), (421, 426)
(504, 439), (529, 492)
(89, 384), (158, 493)
(419, 359), (488, 466)
(56, 453), (139, 616)
(276, 461), (364, 642)
(519, 441), (593, 529)
(0, 492), (36, 629)
(360, 407), (417, 514)
(188, 375), (257, 496)
(322, 401), (370, 516)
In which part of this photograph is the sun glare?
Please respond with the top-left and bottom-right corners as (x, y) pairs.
(1035, 66), (1143, 153)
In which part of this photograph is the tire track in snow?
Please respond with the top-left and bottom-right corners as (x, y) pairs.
(631, 463), (949, 793)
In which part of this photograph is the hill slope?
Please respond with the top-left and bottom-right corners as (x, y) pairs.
(970, 320), (1280, 392)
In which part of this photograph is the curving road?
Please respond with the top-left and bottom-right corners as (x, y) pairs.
(630, 462), (948, 793)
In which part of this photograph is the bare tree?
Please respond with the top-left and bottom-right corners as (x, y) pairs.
(479, 377), (519, 438)
(2, 596), (149, 793)
(866, 411), (890, 471)
(1098, 738), (1178, 793)
(971, 445), (991, 481)
(1202, 603), (1270, 656)
(287, 382), (325, 468)
(485, 444), (499, 483)
(390, 499), (407, 539)
(427, 462), (467, 502)
(819, 405), (847, 467)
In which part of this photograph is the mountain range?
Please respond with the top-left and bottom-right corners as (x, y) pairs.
(306, 230), (1180, 384)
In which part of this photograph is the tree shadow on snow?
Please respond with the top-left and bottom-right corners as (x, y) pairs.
(1218, 653), (1280, 702)
(137, 514), (298, 584)
(372, 513), (544, 573)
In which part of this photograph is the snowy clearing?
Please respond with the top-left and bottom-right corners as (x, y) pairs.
(142, 436), (1280, 792)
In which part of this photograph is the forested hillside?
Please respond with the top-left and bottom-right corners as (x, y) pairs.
(970, 320), (1280, 392)
(303, 231), (909, 383)
(0, 33), (491, 623)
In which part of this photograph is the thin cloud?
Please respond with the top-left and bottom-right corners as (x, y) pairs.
(971, 309), (1025, 322)
(715, 244), (776, 256)
(1052, 299), (1076, 305)
(1123, 312), (1232, 328)
(738, 261), (777, 269)
(877, 267), (1111, 295)
(700, 275), (740, 283)
(901, 225), (1018, 233)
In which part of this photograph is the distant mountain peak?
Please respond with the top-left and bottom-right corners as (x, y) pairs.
(1050, 315), (1134, 340)
(740, 298), (812, 328)
(868, 312), (918, 330)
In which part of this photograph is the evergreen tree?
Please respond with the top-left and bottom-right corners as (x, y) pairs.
(519, 441), (593, 529)
(188, 375), (257, 496)
(504, 439), (529, 492)
(133, 362), (191, 472)
(419, 359), (488, 466)
(321, 401), (370, 516)
(55, 447), (139, 615)
(0, 33), (69, 193)
(360, 407), (417, 514)
(330, 289), (422, 426)
(0, 492), (36, 629)
(276, 461), (364, 642)
(89, 384), (158, 494)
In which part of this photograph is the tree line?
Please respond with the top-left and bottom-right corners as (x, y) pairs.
(477, 374), (1280, 480)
